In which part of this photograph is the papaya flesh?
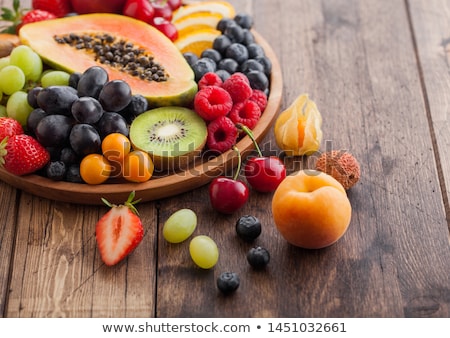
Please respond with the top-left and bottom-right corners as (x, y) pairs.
(19, 14), (198, 108)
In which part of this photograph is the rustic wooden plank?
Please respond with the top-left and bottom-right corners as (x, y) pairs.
(5, 193), (157, 317)
(156, 0), (450, 317)
(408, 0), (450, 225)
(0, 182), (19, 317)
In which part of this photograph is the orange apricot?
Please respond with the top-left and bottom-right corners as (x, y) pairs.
(271, 169), (352, 249)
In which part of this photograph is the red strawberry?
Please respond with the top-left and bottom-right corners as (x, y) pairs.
(17, 9), (57, 32)
(0, 117), (24, 142)
(32, 0), (73, 17)
(96, 191), (144, 266)
(1, 134), (50, 176)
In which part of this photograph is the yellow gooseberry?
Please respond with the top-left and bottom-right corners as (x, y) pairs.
(101, 133), (131, 162)
(80, 153), (111, 185)
(122, 150), (154, 183)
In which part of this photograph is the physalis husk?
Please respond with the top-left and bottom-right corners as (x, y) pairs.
(274, 94), (323, 156)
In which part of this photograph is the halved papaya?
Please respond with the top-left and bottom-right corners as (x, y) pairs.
(19, 13), (198, 108)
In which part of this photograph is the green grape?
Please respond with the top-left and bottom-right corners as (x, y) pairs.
(163, 208), (197, 243)
(0, 105), (6, 117)
(189, 235), (219, 269)
(9, 45), (42, 79)
(26, 52), (43, 82)
(41, 70), (71, 87)
(6, 91), (33, 127)
(0, 65), (25, 95)
(0, 57), (10, 71)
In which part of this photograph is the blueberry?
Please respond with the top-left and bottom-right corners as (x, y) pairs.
(201, 48), (222, 64)
(246, 70), (269, 92)
(225, 43), (249, 64)
(241, 29), (255, 46)
(183, 52), (198, 67)
(224, 24), (245, 43)
(46, 161), (66, 181)
(247, 246), (270, 269)
(218, 58), (239, 74)
(215, 69), (231, 82)
(213, 35), (232, 55)
(192, 57), (217, 82)
(234, 13), (254, 29)
(66, 164), (83, 183)
(236, 215), (262, 242)
(239, 59), (265, 75)
(216, 18), (236, 33)
(255, 56), (272, 76)
(217, 272), (240, 294)
(247, 43), (265, 59)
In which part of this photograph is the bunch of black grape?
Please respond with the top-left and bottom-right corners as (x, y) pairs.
(26, 66), (148, 182)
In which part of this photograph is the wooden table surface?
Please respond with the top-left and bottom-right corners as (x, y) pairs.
(1, 0), (450, 318)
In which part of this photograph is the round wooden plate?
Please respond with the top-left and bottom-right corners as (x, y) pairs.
(0, 31), (283, 205)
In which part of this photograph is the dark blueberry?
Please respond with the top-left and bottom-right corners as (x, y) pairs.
(66, 164), (83, 183)
(60, 147), (79, 165)
(183, 52), (199, 67)
(247, 43), (265, 59)
(27, 86), (43, 108)
(215, 69), (231, 82)
(27, 108), (49, 135)
(239, 59), (265, 75)
(77, 66), (109, 99)
(69, 123), (101, 156)
(241, 29), (255, 46)
(71, 96), (104, 124)
(225, 43), (249, 64)
(191, 57), (217, 82)
(224, 24), (245, 43)
(217, 58), (239, 74)
(236, 215), (262, 242)
(247, 246), (270, 269)
(97, 112), (129, 138)
(246, 70), (269, 92)
(255, 56), (272, 76)
(217, 272), (240, 294)
(119, 94), (148, 123)
(212, 35), (232, 55)
(46, 161), (66, 181)
(216, 18), (236, 33)
(201, 48), (222, 64)
(68, 72), (82, 89)
(234, 13), (254, 29)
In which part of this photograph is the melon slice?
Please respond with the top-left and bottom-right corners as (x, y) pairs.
(19, 13), (198, 108)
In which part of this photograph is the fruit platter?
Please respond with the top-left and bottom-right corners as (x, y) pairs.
(0, 0), (282, 205)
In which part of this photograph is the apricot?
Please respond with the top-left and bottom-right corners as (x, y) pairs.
(271, 170), (352, 249)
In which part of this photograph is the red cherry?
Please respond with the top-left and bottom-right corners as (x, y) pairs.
(238, 124), (286, 192)
(167, 0), (182, 11)
(151, 0), (173, 21)
(123, 0), (155, 24)
(209, 177), (249, 214)
(244, 156), (286, 192)
(208, 145), (249, 214)
(151, 17), (178, 41)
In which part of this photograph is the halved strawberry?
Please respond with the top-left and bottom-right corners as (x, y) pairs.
(96, 191), (144, 266)
(0, 134), (50, 175)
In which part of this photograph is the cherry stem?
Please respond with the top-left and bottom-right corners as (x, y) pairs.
(232, 145), (242, 181)
(237, 124), (263, 157)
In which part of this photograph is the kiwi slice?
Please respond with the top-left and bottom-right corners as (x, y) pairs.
(129, 107), (207, 171)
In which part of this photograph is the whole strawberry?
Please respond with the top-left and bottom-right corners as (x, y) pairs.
(32, 0), (73, 17)
(17, 9), (57, 32)
(96, 191), (144, 266)
(0, 117), (24, 142)
(1, 134), (50, 176)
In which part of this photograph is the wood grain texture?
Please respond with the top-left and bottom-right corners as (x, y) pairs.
(0, 0), (449, 318)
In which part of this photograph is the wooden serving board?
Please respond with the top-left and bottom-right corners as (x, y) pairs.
(0, 31), (283, 205)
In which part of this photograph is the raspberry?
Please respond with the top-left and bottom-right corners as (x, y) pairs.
(206, 116), (238, 153)
(249, 89), (268, 111)
(194, 86), (233, 121)
(222, 72), (253, 103)
(198, 72), (223, 90)
(229, 100), (261, 130)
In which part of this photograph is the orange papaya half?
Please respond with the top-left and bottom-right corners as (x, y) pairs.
(19, 13), (198, 108)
